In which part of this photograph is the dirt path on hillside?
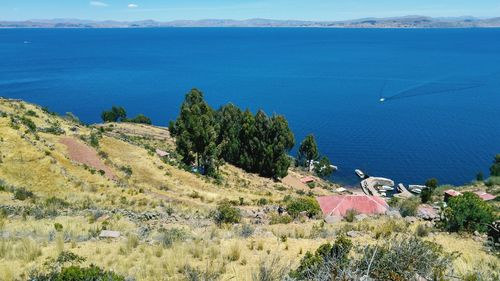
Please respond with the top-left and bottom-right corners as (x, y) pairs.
(60, 137), (116, 180)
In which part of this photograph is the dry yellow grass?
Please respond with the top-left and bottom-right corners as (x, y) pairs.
(1, 98), (498, 280)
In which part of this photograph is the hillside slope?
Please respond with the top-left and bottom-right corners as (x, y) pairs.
(0, 98), (498, 280)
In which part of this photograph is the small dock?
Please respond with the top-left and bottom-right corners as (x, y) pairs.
(361, 177), (394, 197)
(394, 183), (414, 199)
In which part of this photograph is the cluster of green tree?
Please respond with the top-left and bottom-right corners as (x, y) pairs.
(297, 134), (334, 178)
(169, 89), (295, 179)
(101, 106), (152, 125)
(290, 235), (456, 281)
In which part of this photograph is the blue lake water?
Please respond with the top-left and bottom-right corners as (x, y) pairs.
(0, 28), (499, 186)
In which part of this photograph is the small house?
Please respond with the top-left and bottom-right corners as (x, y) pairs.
(300, 176), (315, 184)
(474, 191), (497, 201)
(444, 189), (462, 202)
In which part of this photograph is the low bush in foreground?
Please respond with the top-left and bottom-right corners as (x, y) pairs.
(29, 251), (125, 281)
(31, 265), (125, 281)
(290, 235), (457, 281)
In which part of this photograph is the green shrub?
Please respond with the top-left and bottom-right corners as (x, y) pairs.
(120, 165), (133, 176)
(159, 228), (188, 248)
(0, 180), (7, 192)
(54, 223), (63, 232)
(344, 209), (357, 222)
(490, 154), (500, 177)
(56, 251), (86, 264)
(286, 197), (321, 218)
(45, 196), (69, 208)
(399, 198), (419, 217)
(125, 114), (152, 125)
(252, 256), (289, 281)
(240, 224), (254, 238)
(101, 106), (127, 123)
(183, 264), (222, 281)
(269, 213), (293, 225)
(486, 176), (500, 187)
(415, 224), (431, 237)
(65, 112), (81, 124)
(476, 172), (484, 182)
(420, 187), (433, 203)
(26, 110), (38, 117)
(32, 265), (125, 281)
(374, 219), (408, 239)
(387, 196), (401, 207)
(356, 236), (457, 281)
(290, 235), (352, 280)
(89, 133), (99, 148)
(442, 192), (495, 233)
(257, 198), (268, 206)
(13, 187), (34, 201)
(20, 116), (36, 132)
(425, 178), (439, 189)
(212, 201), (241, 226)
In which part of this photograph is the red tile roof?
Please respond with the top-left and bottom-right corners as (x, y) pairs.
(300, 176), (315, 183)
(316, 195), (389, 218)
(444, 189), (462, 197)
(474, 191), (497, 201)
(156, 149), (169, 157)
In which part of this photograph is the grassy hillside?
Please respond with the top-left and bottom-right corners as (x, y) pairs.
(0, 98), (498, 280)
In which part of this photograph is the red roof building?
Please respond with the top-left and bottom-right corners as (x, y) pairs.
(444, 189), (462, 197)
(300, 176), (315, 184)
(444, 189), (496, 202)
(316, 195), (389, 221)
(474, 191), (497, 201)
(155, 149), (169, 157)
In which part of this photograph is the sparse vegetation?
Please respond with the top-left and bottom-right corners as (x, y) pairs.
(399, 197), (420, 217)
(0, 99), (498, 281)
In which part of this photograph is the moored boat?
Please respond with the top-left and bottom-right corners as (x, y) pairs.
(355, 169), (365, 179)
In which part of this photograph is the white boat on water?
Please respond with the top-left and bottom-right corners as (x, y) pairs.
(379, 185), (394, 191)
(355, 169), (365, 179)
(380, 191), (387, 197)
(408, 185), (425, 194)
(410, 188), (422, 194)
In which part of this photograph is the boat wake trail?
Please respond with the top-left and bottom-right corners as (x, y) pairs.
(379, 74), (495, 102)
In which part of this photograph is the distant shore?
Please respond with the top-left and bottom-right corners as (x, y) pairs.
(2, 16), (500, 29)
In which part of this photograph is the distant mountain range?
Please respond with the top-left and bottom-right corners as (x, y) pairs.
(2, 16), (500, 28)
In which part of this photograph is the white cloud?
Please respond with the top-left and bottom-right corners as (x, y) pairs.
(128, 4), (139, 9)
(90, 1), (108, 7)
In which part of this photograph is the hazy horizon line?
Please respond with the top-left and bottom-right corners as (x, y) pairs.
(3, 15), (499, 23)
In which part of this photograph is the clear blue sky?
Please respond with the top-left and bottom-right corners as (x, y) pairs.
(1, 0), (499, 21)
